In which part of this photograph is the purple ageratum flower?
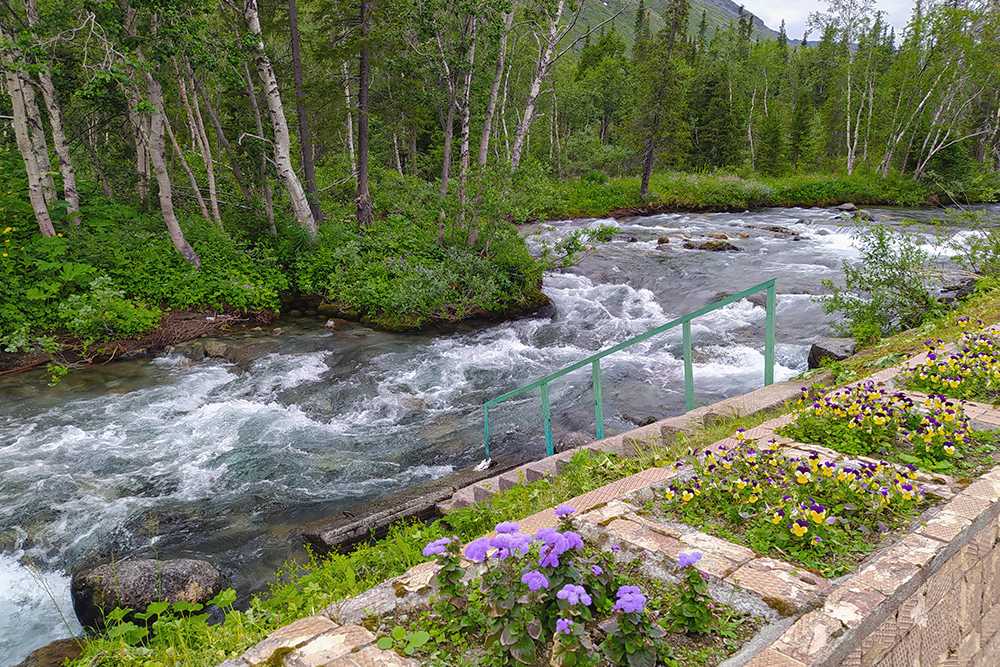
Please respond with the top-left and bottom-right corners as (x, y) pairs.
(554, 504), (576, 517)
(556, 584), (592, 606)
(563, 531), (584, 550)
(592, 565), (604, 576)
(612, 585), (647, 614)
(555, 618), (574, 635)
(489, 531), (532, 560)
(495, 521), (520, 534)
(422, 537), (452, 557)
(464, 537), (491, 563)
(678, 552), (702, 568)
(521, 570), (549, 592)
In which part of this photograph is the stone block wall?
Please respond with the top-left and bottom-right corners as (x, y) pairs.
(743, 469), (1000, 667)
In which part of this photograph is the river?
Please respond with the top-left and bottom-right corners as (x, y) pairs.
(0, 206), (975, 663)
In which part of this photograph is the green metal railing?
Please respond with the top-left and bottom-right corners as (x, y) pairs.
(483, 278), (777, 458)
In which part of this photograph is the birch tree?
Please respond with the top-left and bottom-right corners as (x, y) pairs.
(242, 0), (318, 240)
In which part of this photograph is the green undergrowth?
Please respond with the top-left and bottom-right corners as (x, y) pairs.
(540, 169), (942, 219)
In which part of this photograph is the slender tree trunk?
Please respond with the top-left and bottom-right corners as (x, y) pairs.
(342, 60), (357, 176)
(25, 0), (79, 222)
(243, 0), (317, 239)
(1, 38), (55, 236)
(288, 0), (323, 223)
(242, 60), (276, 233)
(409, 128), (418, 176)
(356, 0), (373, 228)
(142, 71), (201, 267)
(165, 114), (212, 220)
(192, 74), (255, 206)
(19, 77), (56, 204)
(478, 4), (516, 168)
(176, 63), (222, 227)
(392, 133), (403, 175)
(511, 0), (564, 169)
(458, 16), (477, 213)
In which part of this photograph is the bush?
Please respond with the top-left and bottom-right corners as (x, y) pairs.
(819, 224), (945, 344)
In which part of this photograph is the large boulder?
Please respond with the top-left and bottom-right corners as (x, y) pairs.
(71, 558), (221, 631)
(13, 638), (84, 667)
(808, 337), (857, 369)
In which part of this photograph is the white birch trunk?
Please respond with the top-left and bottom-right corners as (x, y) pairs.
(342, 60), (357, 176)
(2, 43), (55, 236)
(511, 0), (564, 169)
(25, 0), (79, 222)
(165, 113), (212, 221)
(242, 60), (276, 232)
(142, 71), (201, 267)
(478, 5), (516, 168)
(243, 0), (316, 240)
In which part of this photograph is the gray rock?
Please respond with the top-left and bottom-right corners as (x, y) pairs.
(533, 301), (557, 319)
(808, 337), (857, 369)
(657, 236), (670, 244)
(837, 202), (858, 211)
(71, 558), (222, 631)
(178, 343), (205, 361)
(555, 431), (593, 453)
(204, 341), (231, 358)
(707, 232), (728, 240)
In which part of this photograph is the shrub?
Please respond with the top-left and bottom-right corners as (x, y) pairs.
(818, 224), (945, 344)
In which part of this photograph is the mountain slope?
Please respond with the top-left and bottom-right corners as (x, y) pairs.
(576, 0), (779, 50)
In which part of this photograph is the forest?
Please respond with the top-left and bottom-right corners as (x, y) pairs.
(1, 0), (999, 360)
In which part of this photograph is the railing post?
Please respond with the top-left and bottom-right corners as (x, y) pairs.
(765, 281), (776, 386)
(483, 405), (491, 459)
(541, 382), (554, 456)
(593, 359), (604, 441)
(683, 320), (694, 411)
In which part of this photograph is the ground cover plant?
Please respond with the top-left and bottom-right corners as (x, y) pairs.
(904, 319), (1000, 404)
(657, 433), (927, 577)
(403, 508), (751, 667)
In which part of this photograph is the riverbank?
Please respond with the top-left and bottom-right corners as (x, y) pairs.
(58, 281), (1000, 667)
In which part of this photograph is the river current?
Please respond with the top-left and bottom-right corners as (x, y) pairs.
(0, 206), (974, 663)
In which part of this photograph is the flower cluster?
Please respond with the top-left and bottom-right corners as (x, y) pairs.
(663, 436), (925, 576)
(421, 512), (661, 666)
(782, 380), (972, 467)
(666, 552), (713, 634)
(905, 320), (1000, 402)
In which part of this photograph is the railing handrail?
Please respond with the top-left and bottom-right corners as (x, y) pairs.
(483, 278), (777, 459)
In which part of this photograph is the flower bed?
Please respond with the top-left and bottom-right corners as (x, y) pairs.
(385, 506), (759, 667)
(778, 381), (979, 473)
(655, 434), (927, 577)
(905, 319), (1000, 403)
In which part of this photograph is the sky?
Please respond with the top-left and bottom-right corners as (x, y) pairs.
(747, 0), (918, 41)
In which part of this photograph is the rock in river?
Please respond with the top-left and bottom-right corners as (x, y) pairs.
(808, 337), (857, 369)
(71, 558), (222, 631)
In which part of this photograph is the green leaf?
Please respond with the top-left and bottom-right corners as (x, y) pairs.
(411, 631), (431, 648)
(377, 637), (394, 650)
(392, 625), (407, 641)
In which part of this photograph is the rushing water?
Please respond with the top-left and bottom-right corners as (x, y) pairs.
(0, 206), (978, 663)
